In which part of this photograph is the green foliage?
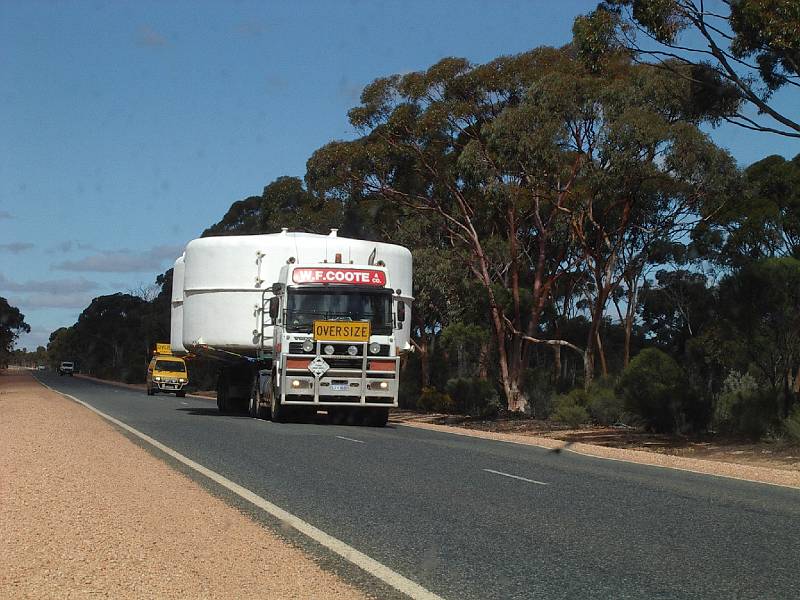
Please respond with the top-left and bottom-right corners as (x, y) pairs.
(440, 323), (490, 379)
(522, 368), (555, 419)
(618, 348), (685, 433)
(784, 406), (800, 445)
(552, 390), (590, 428)
(0, 297), (30, 368)
(416, 387), (454, 413)
(445, 378), (500, 418)
(552, 381), (624, 426)
(587, 381), (625, 425)
(714, 371), (779, 439)
(581, 0), (798, 135)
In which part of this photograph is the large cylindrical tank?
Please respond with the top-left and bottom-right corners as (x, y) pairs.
(177, 230), (412, 356)
(169, 255), (186, 355)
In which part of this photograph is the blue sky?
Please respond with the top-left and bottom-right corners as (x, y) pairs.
(1, 0), (798, 349)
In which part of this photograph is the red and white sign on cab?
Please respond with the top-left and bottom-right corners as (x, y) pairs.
(292, 267), (387, 286)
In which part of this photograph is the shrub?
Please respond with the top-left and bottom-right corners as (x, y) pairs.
(713, 371), (778, 438)
(784, 406), (800, 445)
(587, 384), (625, 425)
(417, 387), (454, 413)
(618, 348), (684, 433)
(445, 377), (500, 418)
(552, 392), (589, 428)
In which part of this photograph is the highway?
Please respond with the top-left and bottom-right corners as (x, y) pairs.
(37, 373), (800, 600)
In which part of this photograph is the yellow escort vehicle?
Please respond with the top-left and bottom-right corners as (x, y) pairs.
(146, 343), (188, 397)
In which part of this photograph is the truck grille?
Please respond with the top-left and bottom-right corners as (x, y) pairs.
(288, 342), (390, 356)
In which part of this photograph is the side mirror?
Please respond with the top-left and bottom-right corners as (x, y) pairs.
(397, 300), (406, 325)
(269, 296), (280, 322)
(271, 282), (283, 295)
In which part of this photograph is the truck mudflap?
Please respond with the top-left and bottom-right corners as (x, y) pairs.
(279, 350), (399, 407)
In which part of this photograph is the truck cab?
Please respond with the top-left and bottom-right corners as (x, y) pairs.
(254, 261), (404, 425)
(147, 344), (188, 397)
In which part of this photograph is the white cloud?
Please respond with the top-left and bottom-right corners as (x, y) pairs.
(0, 273), (99, 294)
(52, 244), (183, 273)
(0, 242), (34, 253)
(9, 292), (94, 310)
(49, 240), (96, 253)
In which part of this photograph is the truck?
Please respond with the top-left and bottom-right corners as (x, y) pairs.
(146, 344), (188, 396)
(171, 229), (412, 426)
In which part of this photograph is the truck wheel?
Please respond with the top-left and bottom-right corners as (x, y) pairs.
(248, 381), (260, 419)
(271, 393), (289, 423)
(176, 391), (186, 398)
(365, 408), (389, 427)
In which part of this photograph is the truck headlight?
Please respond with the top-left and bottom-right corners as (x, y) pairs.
(347, 345), (358, 356)
(179, 378), (186, 383)
(323, 345), (335, 355)
(154, 376), (161, 381)
(302, 339), (314, 353)
(291, 379), (301, 388)
(369, 342), (381, 354)
(379, 381), (389, 389)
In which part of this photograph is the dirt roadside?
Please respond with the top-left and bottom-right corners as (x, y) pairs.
(0, 370), (368, 600)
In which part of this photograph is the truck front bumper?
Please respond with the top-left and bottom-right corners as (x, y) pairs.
(280, 353), (398, 408)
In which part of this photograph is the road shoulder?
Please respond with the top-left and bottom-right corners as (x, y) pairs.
(0, 370), (368, 599)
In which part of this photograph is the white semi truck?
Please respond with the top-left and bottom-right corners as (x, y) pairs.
(171, 229), (412, 426)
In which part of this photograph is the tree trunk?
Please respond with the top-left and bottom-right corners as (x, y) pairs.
(418, 337), (431, 389)
(596, 330), (608, 379)
(478, 340), (490, 380)
(553, 344), (562, 384)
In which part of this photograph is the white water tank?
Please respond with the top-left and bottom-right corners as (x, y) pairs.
(169, 254), (186, 355)
(177, 230), (412, 356)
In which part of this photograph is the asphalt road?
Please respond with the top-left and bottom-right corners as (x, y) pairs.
(37, 372), (800, 600)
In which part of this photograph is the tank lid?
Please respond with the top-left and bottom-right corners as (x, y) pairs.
(329, 228), (338, 237)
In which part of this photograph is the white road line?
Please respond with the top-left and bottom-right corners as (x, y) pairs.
(38, 381), (443, 600)
(483, 468), (549, 486)
(336, 435), (365, 444)
(180, 401), (188, 405)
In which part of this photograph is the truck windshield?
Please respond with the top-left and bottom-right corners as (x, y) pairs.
(286, 288), (392, 334)
(155, 360), (185, 372)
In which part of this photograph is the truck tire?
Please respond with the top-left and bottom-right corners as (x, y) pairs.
(176, 390), (186, 398)
(365, 408), (389, 427)
(271, 391), (290, 423)
(248, 380), (260, 419)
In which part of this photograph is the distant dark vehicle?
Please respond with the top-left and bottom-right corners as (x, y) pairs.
(58, 361), (74, 376)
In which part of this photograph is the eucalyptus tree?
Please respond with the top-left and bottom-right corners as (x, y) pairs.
(307, 50), (585, 412)
(0, 297), (29, 367)
(575, 0), (800, 137)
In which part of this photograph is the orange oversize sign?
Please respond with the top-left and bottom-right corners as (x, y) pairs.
(313, 320), (371, 342)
